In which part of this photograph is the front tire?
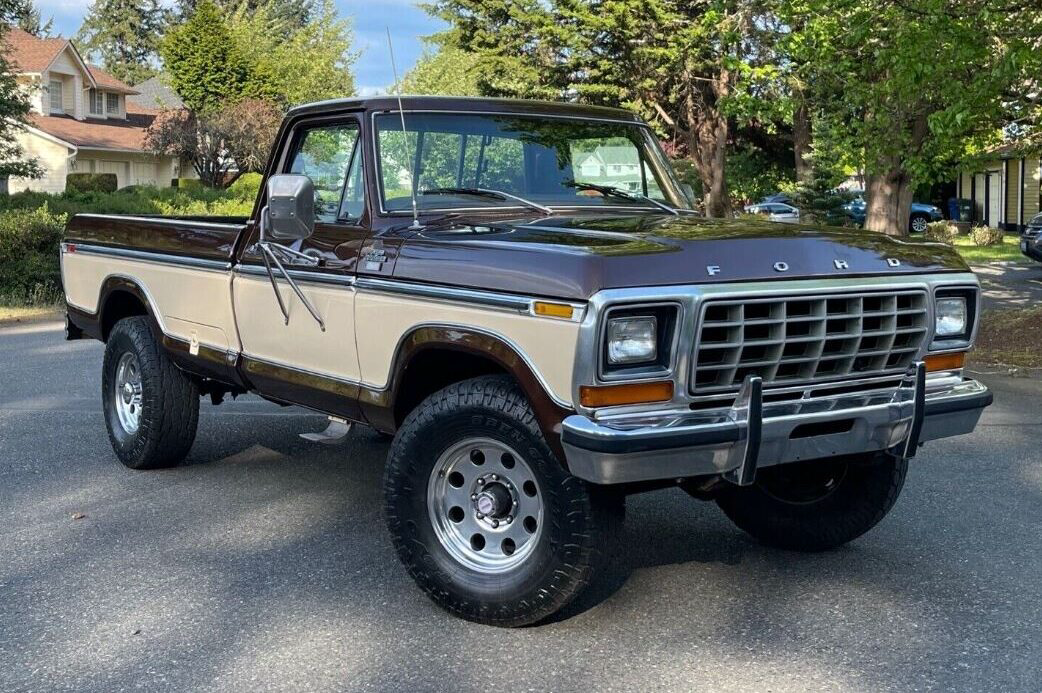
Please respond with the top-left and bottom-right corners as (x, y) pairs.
(384, 376), (622, 627)
(102, 316), (200, 470)
(716, 453), (907, 552)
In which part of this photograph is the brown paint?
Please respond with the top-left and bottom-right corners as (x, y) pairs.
(239, 356), (363, 422)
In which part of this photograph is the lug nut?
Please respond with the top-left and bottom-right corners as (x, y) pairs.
(490, 474), (498, 481)
(492, 520), (499, 528)
(471, 494), (478, 501)
(477, 478), (485, 486)
(506, 515), (513, 523)
(476, 512), (485, 520)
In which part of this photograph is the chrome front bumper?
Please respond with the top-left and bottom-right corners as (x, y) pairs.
(561, 365), (992, 485)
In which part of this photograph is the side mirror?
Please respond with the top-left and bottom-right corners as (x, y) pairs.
(264, 174), (315, 241)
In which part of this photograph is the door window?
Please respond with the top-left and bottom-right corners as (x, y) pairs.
(288, 123), (361, 223)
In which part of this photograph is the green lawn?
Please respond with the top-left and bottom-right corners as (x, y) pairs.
(953, 235), (1027, 264)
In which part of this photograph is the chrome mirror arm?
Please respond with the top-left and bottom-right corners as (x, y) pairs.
(258, 242), (326, 332)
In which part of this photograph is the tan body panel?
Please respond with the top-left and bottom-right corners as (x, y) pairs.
(62, 252), (238, 352)
(232, 274), (360, 384)
(354, 290), (579, 406)
(63, 250), (576, 408)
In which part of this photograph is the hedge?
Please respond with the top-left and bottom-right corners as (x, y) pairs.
(0, 206), (67, 304)
(66, 173), (118, 194)
(0, 183), (257, 305)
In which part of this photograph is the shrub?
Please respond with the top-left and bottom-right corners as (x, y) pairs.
(0, 206), (67, 303)
(227, 172), (262, 200)
(174, 178), (205, 191)
(924, 221), (959, 244)
(971, 225), (1005, 247)
(66, 173), (118, 194)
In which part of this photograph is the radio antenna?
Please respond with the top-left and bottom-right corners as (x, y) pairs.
(386, 27), (422, 230)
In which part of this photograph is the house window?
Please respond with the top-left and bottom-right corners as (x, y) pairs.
(49, 79), (63, 113)
(106, 93), (120, 115)
(88, 89), (103, 115)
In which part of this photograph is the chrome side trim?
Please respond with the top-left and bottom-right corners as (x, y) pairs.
(64, 243), (232, 272)
(356, 277), (586, 322)
(356, 276), (530, 312)
(235, 264), (356, 287)
(74, 213), (247, 231)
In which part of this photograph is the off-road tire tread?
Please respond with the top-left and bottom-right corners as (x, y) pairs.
(716, 454), (907, 552)
(384, 375), (622, 627)
(102, 316), (199, 469)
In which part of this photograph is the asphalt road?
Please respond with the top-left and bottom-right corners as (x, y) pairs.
(1, 321), (1040, 692)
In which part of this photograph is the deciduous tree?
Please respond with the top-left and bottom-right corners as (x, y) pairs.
(145, 99), (282, 187)
(0, 8), (42, 180)
(785, 0), (1042, 235)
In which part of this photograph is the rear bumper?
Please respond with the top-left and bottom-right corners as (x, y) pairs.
(561, 366), (991, 485)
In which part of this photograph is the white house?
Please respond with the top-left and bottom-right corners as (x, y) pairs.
(5, 28), (190, 193)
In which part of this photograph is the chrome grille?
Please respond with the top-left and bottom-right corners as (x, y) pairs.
(691, 290), (929, 393)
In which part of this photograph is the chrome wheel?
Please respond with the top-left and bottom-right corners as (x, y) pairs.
(910, 216), (929, 233)
(114, 352), (143, 435)
(427, 437), (544, 574)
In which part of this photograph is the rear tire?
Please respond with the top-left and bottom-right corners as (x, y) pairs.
(716, 453), (907, 552)
(384, 375), (622, 627)
(102, 316), (199, 470)
(910, 214), (930, 233)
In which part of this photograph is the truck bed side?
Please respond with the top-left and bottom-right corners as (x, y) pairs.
(62, 214), (250, 368)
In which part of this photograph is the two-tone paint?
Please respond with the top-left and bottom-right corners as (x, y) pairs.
(61, 95), (979, 453)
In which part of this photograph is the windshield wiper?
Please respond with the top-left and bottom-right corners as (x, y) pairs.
(564, 181), (679, 216)
(420, 187), (552, 215)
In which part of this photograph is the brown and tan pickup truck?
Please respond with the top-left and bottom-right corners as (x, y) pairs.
(61, 96), (992, 626)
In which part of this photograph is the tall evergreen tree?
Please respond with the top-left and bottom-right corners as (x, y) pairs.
(0, 1), (42, 179)
(10, 0), (54, 37)
(76, 0), (167, 84)
(161, 0), (250, 113)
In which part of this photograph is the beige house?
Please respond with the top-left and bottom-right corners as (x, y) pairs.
(5, 28), (190, 193)
(956, 145), (1041, 232)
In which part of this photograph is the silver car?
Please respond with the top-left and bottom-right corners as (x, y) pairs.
(744, 202), (801, 223)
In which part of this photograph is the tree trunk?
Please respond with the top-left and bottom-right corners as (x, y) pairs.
(792, 95), (813, 185)
(864, 168), (914, 236)
(689, 116), (731, 217)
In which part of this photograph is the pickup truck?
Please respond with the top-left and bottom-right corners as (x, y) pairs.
(61, 95), (992, 627)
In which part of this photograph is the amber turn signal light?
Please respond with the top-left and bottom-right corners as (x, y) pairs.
(579, 381), (674, 408)
(533, 301), (574, 319)
(924, 351), (966, 372)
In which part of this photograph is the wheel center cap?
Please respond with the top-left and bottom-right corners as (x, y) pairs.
(473, 482), (512, 518)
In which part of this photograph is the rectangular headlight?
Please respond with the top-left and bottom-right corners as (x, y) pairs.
(607, 316), (657, 365)
(935, 297), (967, 338)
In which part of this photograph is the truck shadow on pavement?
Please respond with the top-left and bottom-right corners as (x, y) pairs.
(3, 391), (1041, 690)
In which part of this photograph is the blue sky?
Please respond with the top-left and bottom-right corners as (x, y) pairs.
(38, 0), (446, 94)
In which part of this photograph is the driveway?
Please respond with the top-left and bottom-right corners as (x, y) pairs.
(1, 321), (1040, 692)
(972, 262), (1042, 311)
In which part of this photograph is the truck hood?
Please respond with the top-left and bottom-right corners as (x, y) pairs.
(391, 213), (968, 301)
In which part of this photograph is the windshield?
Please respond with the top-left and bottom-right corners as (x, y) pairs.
(374, 112), (690, 213)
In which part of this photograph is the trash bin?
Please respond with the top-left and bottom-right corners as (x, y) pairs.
(953, 198), (974, 222)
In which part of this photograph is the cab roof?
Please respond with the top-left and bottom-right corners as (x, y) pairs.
(286, 95), (644, 123)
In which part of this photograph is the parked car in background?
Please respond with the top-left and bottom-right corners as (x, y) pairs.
(744, 202), (801, 223)
(1021, 213), (1042, 262)
(842, 194), (944, 233)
